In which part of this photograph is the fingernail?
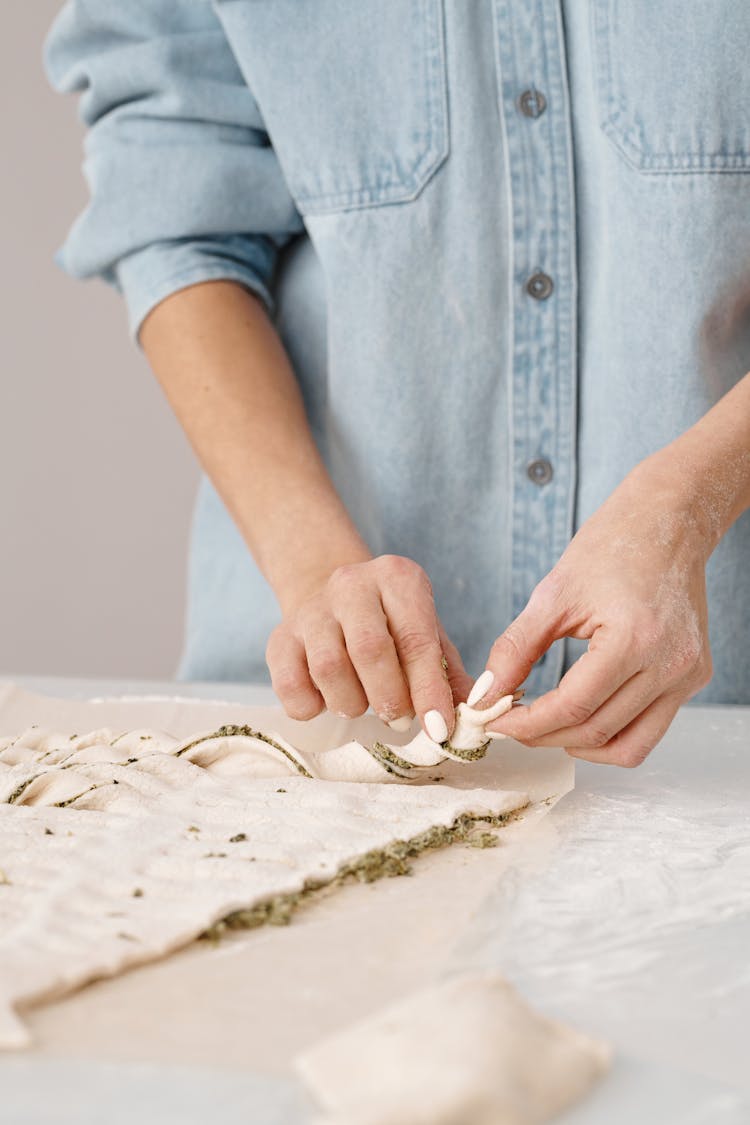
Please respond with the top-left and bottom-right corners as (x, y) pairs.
(425, 709), (448, 744)
(485, 730), (509, 741)
(386, 715), (412, 732)
(467, 669), (494, 707)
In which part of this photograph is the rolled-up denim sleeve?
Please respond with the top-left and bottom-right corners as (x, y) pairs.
(43, 1), (304, 341)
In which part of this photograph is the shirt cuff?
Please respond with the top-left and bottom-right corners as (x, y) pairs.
(112, 237), (277, 343)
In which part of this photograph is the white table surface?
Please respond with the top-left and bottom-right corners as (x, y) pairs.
(2, 674), (749, 1124)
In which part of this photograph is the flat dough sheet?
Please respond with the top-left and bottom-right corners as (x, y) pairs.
(0, 684), (572, 1053)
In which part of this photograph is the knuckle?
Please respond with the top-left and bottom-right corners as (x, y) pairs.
(613, 743), (652, 769)
(439, 632), (460, 664)
(307, 647), (347, 683)
(660, 638), (703, 683)
(330, 564), (360, 591)
(343, 698), (369, 719)
(558, 695), (598, 728)
(376, 698), (410, 723)
(380, 555), (432, 593)
(685, 663), (712, 699)
(491, 626), (525, 665)
(421, 573), (435, 599)
(398, 628), (438, 663)
(272, 666), (308, 698)
(405, 664), (444, 697)
(576, 723), (613, 749)
(530, 569), (566, 609)
(265, 626), (288, 664)
(680, 637), (703, 673)
(414, 567), (434, 596)
(285, 697), (324, 721)
(694, 655), (713, 692)
(622, 610), (660, 661)
(348, 629), (391, 666)
(379, 553), (415, 576)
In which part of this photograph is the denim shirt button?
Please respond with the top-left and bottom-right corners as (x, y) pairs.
(527, 458), (554, 486)
(525, 272), (554, 300)
(518, 88), (547, 118)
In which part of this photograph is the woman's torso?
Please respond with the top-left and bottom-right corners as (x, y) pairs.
(178, 0), (750, 702)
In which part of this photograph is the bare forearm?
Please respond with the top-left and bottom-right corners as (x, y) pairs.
(139, 281), (370, 611)
(634, 370), (750, 552)
(686, 371), (750, 536)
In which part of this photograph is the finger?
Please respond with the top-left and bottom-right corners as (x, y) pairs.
(379, 563), (455, 738)
(266, 629), (324, 721)
(335, 586), (413, 725)
(303, 613), (368, 718)
(483, 583), (565, 701)
(486, 626), (642, 743)
(565, 692), (682, 768)
(437, 621), (474, 706)
(522, 669), (660, 748)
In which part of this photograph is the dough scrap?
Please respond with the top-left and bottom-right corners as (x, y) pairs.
(296, 972), (611, 1125)
(0, 721), (528, 1050)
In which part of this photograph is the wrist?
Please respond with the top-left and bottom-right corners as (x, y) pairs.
(230, 465), (374, 615)
(274, 542), (373, 616)
(663, 371), (750, 549)
(623, 373), (750, 556)
(625, 448), (718, 563)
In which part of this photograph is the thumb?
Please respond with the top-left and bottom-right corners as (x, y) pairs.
(485, 589), (563, 696)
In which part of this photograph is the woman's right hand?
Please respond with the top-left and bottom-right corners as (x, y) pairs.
(266, 555), (473, 740)
(139, 286), (470, 734)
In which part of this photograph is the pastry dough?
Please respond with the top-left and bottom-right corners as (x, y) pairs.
(0, 716), (527, 1050)
(0, 693), (516, 794)
(296, 972), (611, 1125)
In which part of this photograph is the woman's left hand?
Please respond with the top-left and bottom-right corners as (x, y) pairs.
(479, 451), (716, 766)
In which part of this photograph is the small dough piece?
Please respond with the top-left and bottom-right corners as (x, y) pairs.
(295, 972), (611, 1125)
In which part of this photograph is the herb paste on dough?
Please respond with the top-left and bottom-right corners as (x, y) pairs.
(296, 972), (611, 1125)
(0, 703), (526, 1050)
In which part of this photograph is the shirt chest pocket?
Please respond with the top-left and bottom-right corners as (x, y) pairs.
(591, 0), (750, 173)
(216, 0), (449, 214)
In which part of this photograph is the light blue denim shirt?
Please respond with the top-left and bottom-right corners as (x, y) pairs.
(45, 2), (750, 701)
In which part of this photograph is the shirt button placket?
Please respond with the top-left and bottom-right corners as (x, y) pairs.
(493, 1), (578, 694)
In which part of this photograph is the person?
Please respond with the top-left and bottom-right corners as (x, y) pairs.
(44, 2), (750, 767)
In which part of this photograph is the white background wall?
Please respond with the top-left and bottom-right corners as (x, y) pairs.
(0, 4), (200, 679)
